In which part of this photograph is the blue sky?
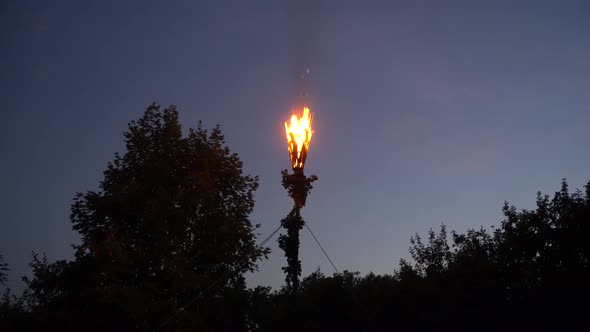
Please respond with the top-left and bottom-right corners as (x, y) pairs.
(1, 0), (589, 290)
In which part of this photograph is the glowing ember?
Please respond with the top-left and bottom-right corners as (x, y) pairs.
(284, 107), (313, 169)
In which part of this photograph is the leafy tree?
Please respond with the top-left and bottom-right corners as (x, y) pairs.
(0, 254), (7, 286)
(23, 104), (268, 331)
(1, 288), (30, 330)
(408, 224), (451, 278)
(492, 179), (590, 330)
(0, 254), (33, 331)
(247, 179), (590, 332)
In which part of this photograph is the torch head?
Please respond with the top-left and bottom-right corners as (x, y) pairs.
(285, 107), (313, 171)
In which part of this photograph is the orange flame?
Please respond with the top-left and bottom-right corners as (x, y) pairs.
(285, 107), (313, 169)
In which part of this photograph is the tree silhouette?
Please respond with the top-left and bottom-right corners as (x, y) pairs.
(0, 254), (33, 330)
(0, 254), (7, 286)
(246, 179), (590, 332)
(491, 179), (590, 330)
(20, 104), (268, 331)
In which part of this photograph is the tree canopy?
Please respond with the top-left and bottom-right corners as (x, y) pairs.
(247, 180), (590, 332)
(0, 254), (7, 286)
(7, 104), (268, 331)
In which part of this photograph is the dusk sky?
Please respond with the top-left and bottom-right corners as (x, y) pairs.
(2, 0), (589, 291)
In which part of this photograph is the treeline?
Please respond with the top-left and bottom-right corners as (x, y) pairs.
(1, 105), (589, 331)
(249, 180), (590, 331)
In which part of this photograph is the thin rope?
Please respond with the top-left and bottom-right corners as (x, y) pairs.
(304, 221), (339, 274)
(260, 224), (282, 247)
(304, 222), (372, 331)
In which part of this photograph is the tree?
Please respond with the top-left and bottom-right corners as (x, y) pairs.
(492, 179), (590, 330)
(0, 254), (8, 286)
(408, 224), (451, 278)
(24, 103), (268, 331)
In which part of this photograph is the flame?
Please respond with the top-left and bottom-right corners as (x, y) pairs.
(284, 107), (313, 169)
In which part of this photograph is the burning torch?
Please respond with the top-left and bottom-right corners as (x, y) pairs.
(278, 106), (318, 296)
(282, 106), (318, 208)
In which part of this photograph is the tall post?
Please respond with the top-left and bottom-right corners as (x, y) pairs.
(280, 108), (317, 296)
(278, 170), (316, 332)
(278, 206), (304, 295)
(279, 168), (317, 295)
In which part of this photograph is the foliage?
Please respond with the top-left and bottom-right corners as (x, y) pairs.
(14, 104), (268, 331)
(1, 288), (30, 329)
(248, 179), (590, 332)
(0, 254), (8, 286)
(277, 207), (305, 296)
(280, 169), (318, 207)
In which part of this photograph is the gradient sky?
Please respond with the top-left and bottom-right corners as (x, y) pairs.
(2, 0), (590, 291)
